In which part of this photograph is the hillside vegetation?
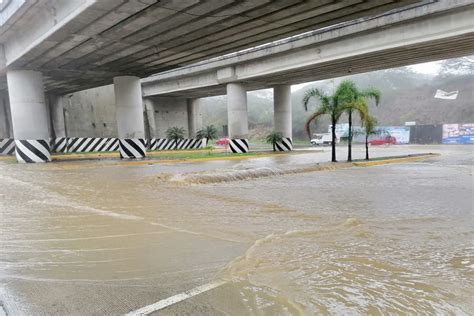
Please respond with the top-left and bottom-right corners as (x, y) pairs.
(201, 58), (474, 141)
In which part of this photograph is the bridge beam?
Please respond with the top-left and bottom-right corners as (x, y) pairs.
(273, 85), (293, 151)
(227, 83), (249, 153)
(114, 76), (146, 159)
(7, 70), (51, 163)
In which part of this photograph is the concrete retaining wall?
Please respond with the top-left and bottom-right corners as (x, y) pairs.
(63, 85), (118, 138)
(53, 87), (190, 140)
(0, 84), (195, 141)
(148, 97), (189, 139)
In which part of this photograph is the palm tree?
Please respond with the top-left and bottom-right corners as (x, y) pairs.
(196, 125), (218, 146)
(303, 82), (357, 162)
(339, 80), (381, 162)
(363, 115), (378, 160)
(265, 131), (284, 152)
(166, 127), (186, 149)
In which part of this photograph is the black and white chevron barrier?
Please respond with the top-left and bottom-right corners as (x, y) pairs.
(149, 138), (175, 150)
(275, 137), (293, 151)
(66, 138), (119, 153)
(119, 138), (146, 159)
(15, 139), (51, 163)
(149, 138), (202, 151)
(0, 138), (15, 155)
(6, 136), (205, 160)
(51, 137), (68, 153)
(177, 138), (202, 150)
(229, 139), (249, 153)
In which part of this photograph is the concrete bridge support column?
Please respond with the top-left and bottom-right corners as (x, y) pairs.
(7, 70), (51, 163)
(143, 98), (156, 144)
(47, 94), (68, 154)
(273, 85), (293, 151)
(227, 83), (249, 153)
(48, 95), (66, 138)
(0, 94), (12, 139)
(187, 98), (202, 139)
(114, 76), (146, 159)
(0, 94), (14, 156)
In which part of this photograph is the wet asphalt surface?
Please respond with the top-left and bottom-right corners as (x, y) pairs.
(0, 145), (472, 315)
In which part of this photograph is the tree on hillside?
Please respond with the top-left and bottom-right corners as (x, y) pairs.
(166, 127), (186, 149)
(339, 80), (380, 161)
(439, 56), (474, 75)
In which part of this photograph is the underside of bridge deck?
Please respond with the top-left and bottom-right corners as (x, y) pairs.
(0, 0), (425, 94)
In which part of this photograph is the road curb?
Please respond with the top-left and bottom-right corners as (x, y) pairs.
(352, 153), (439, 167)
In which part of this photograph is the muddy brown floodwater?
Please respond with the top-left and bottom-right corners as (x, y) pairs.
(0, 145), (473, 315)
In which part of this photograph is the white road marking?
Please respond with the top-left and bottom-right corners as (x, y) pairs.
(125, 280), (226, 315)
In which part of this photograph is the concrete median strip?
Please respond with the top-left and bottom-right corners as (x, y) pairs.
(125, 280), (226, 315)
(351, 153), (439, 167)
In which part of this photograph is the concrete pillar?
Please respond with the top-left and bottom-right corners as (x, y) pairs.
(187, 98), (202, 138)
(0, 93), (15, 156)
(227, 83), (249, 153)
(47, 94), (68, 154)
(273, 85), (293, 151)
(49, 94), (66, 138)
(6, 70), (51, 163)
(114, 76), (146, 159)
(143, 98), (156, 140)
(0, 94), (11, 139)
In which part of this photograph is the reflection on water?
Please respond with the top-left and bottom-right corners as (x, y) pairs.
(0, 145), (473, 314)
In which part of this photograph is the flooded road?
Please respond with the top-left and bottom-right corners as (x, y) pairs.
(0, 145), (473, 315)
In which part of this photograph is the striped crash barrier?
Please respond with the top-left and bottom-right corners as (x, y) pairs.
(15, 139), (51, 163)
(275, 137), (293, 151)
(149, 138), (203, 151)
(3, 137), (208, 162)
(51, 137), (119, 153)
(0, 138), (15, 155)
(229, 139), (249, 153)
(119, 138), (147, 159)
(67, 137), (119, 153)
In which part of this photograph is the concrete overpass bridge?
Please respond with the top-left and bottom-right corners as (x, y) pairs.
(140, 0), (474, 153)
(141, 1), (474, 98)
(0, 0), (473, 161)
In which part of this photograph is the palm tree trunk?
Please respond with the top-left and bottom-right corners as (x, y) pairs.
(273, 143), (275, 152)
(347, 110), (352, 162)
(331, 120), (337, 162)
(365, 135), (369, 160)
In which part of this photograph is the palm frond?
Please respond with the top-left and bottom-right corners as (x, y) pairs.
(265, 131), (283, 144)
(166, 127), (186, 141)
(335, 80), (357, 98)
(347, 99), (369, 122)
(361, 87), (381, 106)
(196, 125), (218, 140)
(302, 88), (328, 111)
